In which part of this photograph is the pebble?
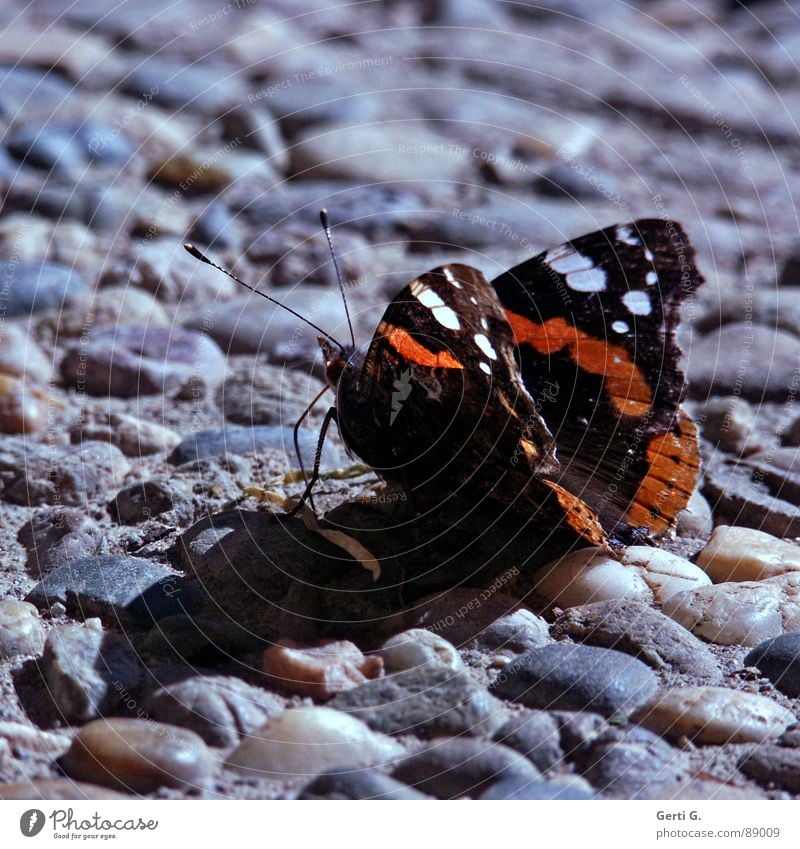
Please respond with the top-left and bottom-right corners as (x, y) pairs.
(17, 507), (107, 575)
(60, 324), (227, 398)
(168, 424), (345, 468)
(109, 477), (194, 526)
(635, 686), (796, 744)
(0, 780), (128, 800)
(552, 599), (721, 679)
(745, 634), (800, 697)
(26, 554), (175, 621)
(330, 666), (505, 739)
(71, 410), (181, 457)
(0, 260), (88, 316)
(740, 745), (800, 793)
(662, 573), (800, 646)
(225, 707), (402, 777)
(43, 619), (141, 723)
(0, 439), (131, 507)
(696, 395), (764, 455)
(0, 373), (51, 433)
(401, 587), (550, 657)
(217, 104), (289, 172)
(391, 737), (539, 799)
(532, 547), (709, 609)
(61, 718), (214, 793)
(490, 644), (657, 718)
(262, 639), (384, 700)
(676, 489), (714, 539)
(686, 323), (800, 401)
(479, 775), (594, 800)
(188, 201), (238, 250)
(217, 364), (327, 427)
(573, 725), (691, 799)
(55, 286), (170, 336)
(150, 147), (276, 194)
(5, 122), (89, 176)
(298, 770), (429, 800)
(0, 322), (53, 381)
(0, 599), (46, 659)
(142, 673), (285, 748)
(492, 710), (564, 773)
(697, 525), (800, 582)
(377, 629), (465, 673)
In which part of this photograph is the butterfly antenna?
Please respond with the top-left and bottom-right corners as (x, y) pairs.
(183, 243), (345, 352)
(319, 209), (355, 348)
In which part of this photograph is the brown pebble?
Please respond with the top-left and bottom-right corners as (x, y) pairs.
(263, 638), (383, 699)
(0, 374), (52, 433)
(60, 718), (214, 794)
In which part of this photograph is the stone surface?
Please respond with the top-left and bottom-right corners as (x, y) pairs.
(225, 707), (402, 777)
(662, 573), (800, 646)
(622, 547), (712, 602)
(740, 745), (800, 793)
(109, 478), (193, 525)
(479, 775), (594, 800)
(490, 644), (658, 718)
(676, 489), (714, 539)
(60, 324), (227, 398)
(0, 439), (130, 507)
(61, 718), (214, 793)
(142, 673), (285, 748)
(0, 322), (53, 382)
(71, 410), (181, 457)
(378, 629), (465, 673)
(0, 780), (129, 800)
(43, 619), (141, 723)
(17, 507), (107, 575)
(696, 396), (764, 455)
(0, 260), (88, 316)
(297, 770), (429, 800)
(552, 599), (721, 679)
(492, 710), (564, 773)
(745, 635), (800, 698)
(262, 639), (384, 699)
(697, 525), (800, 582)
(0, 374), (53, 434)
(26, 554), (175, 621)
(0, 599), (46, 659)
(391, 737), (539, 799)
(635, 686), (796, 744)
(330, 667), (505, 738)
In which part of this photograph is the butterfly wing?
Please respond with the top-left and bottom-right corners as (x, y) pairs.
(491, 219), (703, 540)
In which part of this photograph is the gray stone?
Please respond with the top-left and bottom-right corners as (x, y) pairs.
(26, 554), (175, 621)
(298, 769), (429, 800)
(490, 644), (658, 718)
(330, 667), (505, 739)
(6, 123), (89, 175)
(60, 324), (227, 398)
(492, 710), (564, 773)
(17, 507), (107, 575)
(0, 600), (46, 659)
(43, 619), (141, 723)
(142, 673), (285, 748)
(740, 745), (800, 793)
(0, 261), (88, 317)
(552, 599), (721, 679)
(745, 634), (800, 698)
(479, 776), (594, 800)
(391, 737), (539, 799)
(109, 478), (194, 525)
(0, 440), (130, 507)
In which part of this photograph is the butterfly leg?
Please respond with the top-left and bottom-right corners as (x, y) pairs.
(287, 406), (338, 518)
(292, 385), (330, 513)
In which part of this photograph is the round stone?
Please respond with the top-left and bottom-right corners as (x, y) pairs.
(634, 686), (796, 744)
(676, 489), (714, 539)
(745, 634), (800, 697)
(225, 707), (402, 777)
(697, 525), (800, 582)
(378, 629), (465, 673)
(0, 599), (46, 659)
(479, 775), (594, 800)
(17, 506), (107, 574)
(391, 737), (539, 799)
(622, 546), (712, 602)
(490, 644), (657, 718)
(0, 323), (53, 381)
(662, 573), (800, 646)
(740, 745), (800, 794)
(298, 769), (428, 800)
(61, 718), (214, 793)
(0, 260), (88, 316)
(0, 374), (51, 434)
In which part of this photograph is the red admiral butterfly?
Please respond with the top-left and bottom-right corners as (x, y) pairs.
(187, 216), (703, 550)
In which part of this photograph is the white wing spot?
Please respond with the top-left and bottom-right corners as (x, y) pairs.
(443, 267), (462, 288)
(414, 286), (462, 330)
(545, 247), (594, 275)
(480, 316), (489, 331)
(612, 319), (629, 334)
(646, 270), (658, 285)
(622, 290), (652, 316)
(474, 333), (498, 360)
(479, 362), (492, 375)
(566, 267), (607, 292)
(616, 225), (639, 246)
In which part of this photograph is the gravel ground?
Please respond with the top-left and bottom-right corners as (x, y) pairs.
(0, 0), (799, 802)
